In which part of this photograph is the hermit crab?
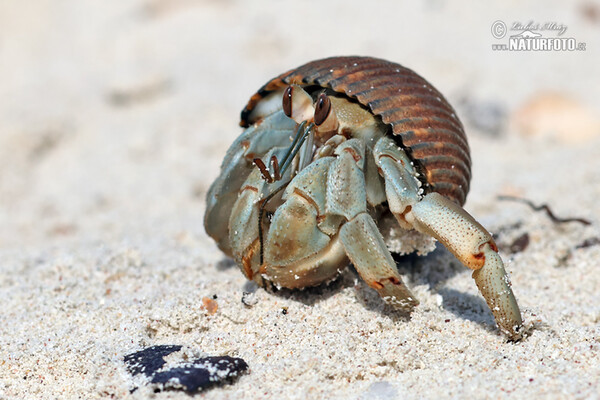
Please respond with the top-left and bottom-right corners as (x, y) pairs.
(204, 56), (523, 340)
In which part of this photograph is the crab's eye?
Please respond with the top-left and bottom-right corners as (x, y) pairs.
(282, 86), (293, 118)
(314, 93), (331, 126)
(281, 85), (314, 123)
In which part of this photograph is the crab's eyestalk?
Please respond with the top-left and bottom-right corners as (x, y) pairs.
(313, 93), (339, 143)
(282, 85), (314, 124)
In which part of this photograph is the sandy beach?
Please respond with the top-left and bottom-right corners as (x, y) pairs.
(1, 1), (599, 398)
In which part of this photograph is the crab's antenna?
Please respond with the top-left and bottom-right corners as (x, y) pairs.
(279, 122), (314, 177)
(277, 120), (307, 174)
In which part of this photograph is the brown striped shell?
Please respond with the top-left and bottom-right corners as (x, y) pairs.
(240, 56), (471, 206)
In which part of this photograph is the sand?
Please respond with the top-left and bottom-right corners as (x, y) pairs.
(1, 1), (599, 399)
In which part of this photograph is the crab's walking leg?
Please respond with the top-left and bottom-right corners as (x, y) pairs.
(406, 193), (523, 339)
(329, 139), (419, 309)
(373, 136), (523, 339)
(262, 138), (418, 307)
(340, 214), (419, 309)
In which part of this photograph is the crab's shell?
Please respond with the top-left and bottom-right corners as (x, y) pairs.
(240, 56), (471, 206)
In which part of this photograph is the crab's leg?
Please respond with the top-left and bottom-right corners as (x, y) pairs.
(406, 193), (523, 340)
(330, 139), (419, 309)
(340, 214), (419, 309)
(373, 136), (523, 339)
(261, 138), (417, 308)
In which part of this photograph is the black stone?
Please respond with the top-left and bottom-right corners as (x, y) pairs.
(124, 345), (182, 377)
(124, 346), (249, 394)
(151, 356), (249, 393)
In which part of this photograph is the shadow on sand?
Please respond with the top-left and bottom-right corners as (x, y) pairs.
(219, 242), (507, 333)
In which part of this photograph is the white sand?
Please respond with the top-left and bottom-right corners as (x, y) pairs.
(1, 1), (599, 399)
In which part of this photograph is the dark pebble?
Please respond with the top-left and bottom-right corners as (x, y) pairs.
(124, 345), (182, 377)
(151, 356), (249, 393)
(124, 346), (249, 394)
